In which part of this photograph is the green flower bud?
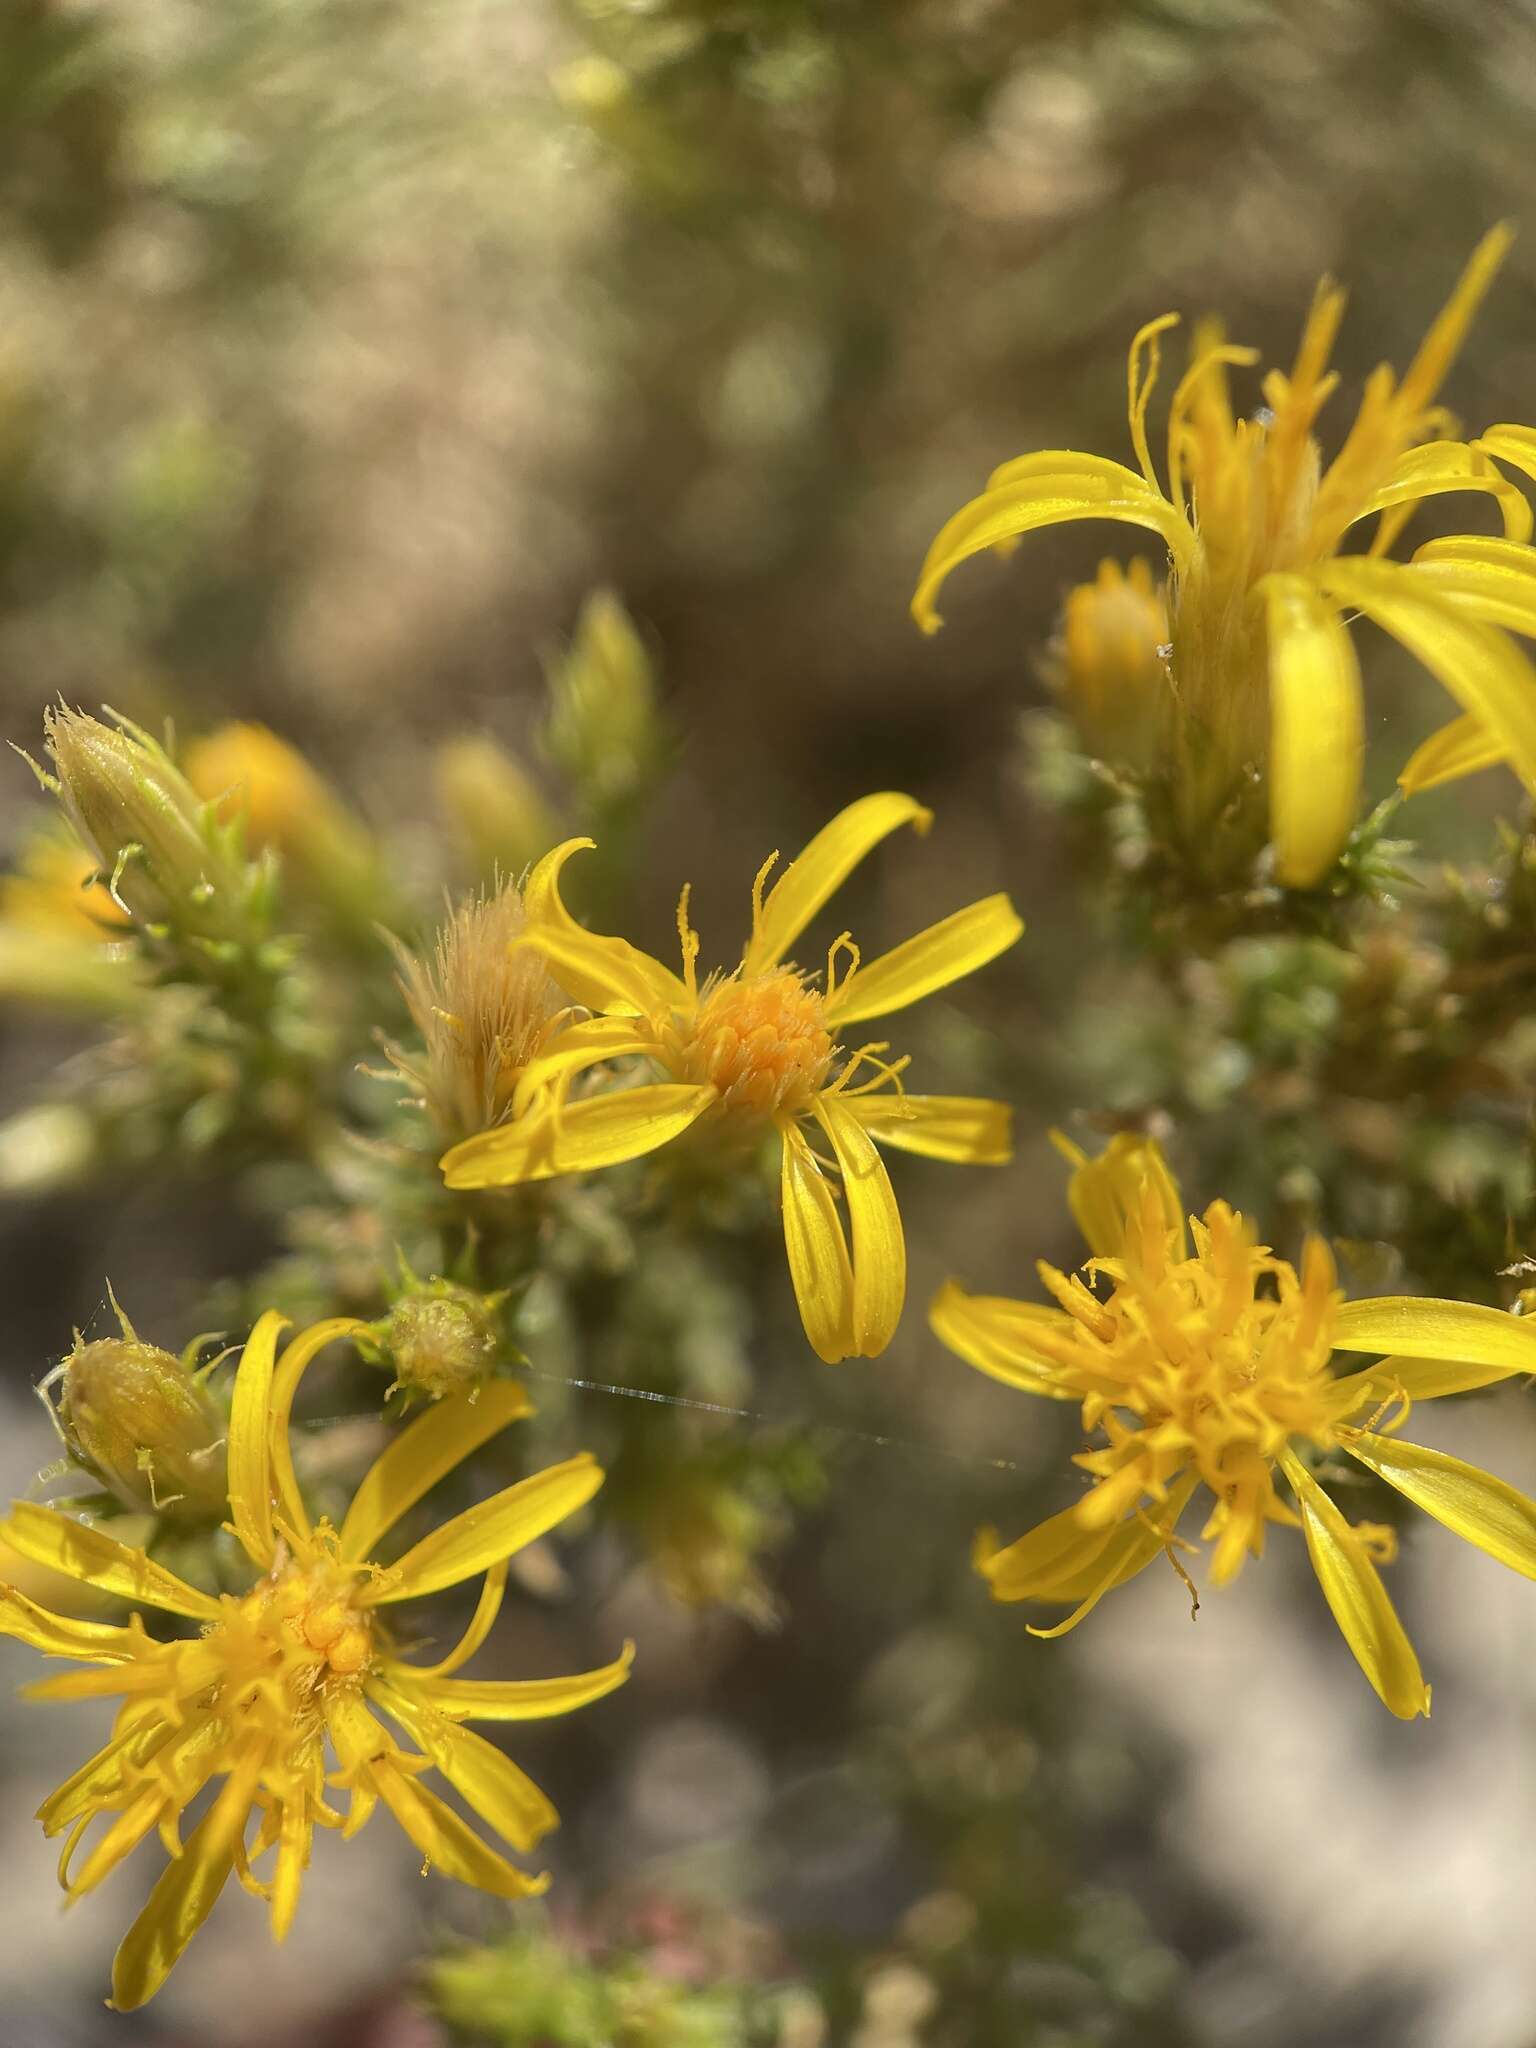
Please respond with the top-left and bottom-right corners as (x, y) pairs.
(365, 1278), (506, 1402)
(34, 706), (256, 940)
(53, 1318), (227, 1522)
(434, 733), (559, 883)
(542, 589), (662, 807)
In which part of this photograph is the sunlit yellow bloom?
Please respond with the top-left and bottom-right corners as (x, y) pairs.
(0, 831), (128, 938)
(0, 1314), (629, 2009)
(913, 227), (1536, 885)
(442, 795), (1022, 1362)
(933, 1133), (1536, 1717)
(185, 721), (382, 913)
(1060, 557), (1170, 770)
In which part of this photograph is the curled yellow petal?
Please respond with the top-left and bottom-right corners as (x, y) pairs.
(815, 1092), (906, 1359)
(339, 1380), (534, 1563)
(368, 1452), (604, 1604)
(1350, 441), (1533, 546)
(1407, 533), (1536, 637)
(824, 893), (1023, 1027)
(510, 1017), (656, 1119)
(911, 464), (1193, 635)
(973, 1500), (1117, 1602)
(0, 1583), (142, 1662)
(403, 1640), (635, 1722)
(1319, 557), (1536, 798)
(1263, 575), (1364, 888)
(1056, 1128), (1186, 1262)
(441, 1082), (716, 1188)
(779, 1123), (856, 1364)
(744, 793), (932, 977)
(1334, 1352), (1529, 1412)
(1022, 1476), (1199, 1637)
(1331, 1295), (1536, 1374)
(267, 1317), (364, 1550)
(522, 836), (687, 1015)
(1279, 1449), (1430, 1719)
(225, 1308), (289, 1569)
(0, 1503), (218, 1621)
(1346, 1431), (1536, 1579)
(847, 1093), (1013, 1165)
(929, 1279), (1075, 1397)
(1398, 712), (1509, 794)
(369, 1676), (559, 1852)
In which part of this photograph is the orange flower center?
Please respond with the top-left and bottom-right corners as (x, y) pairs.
(259, 1556), (374, 1681)
(678, 970), (834, 1121)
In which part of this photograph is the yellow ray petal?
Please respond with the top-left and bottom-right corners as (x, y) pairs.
(1021, 1477), (1199, 1637)
(779, 1122), (856, 1364)
(847, 1093), (1013, 1165)
(0, 1502), (218, 1621)
(1408, 533), (1536, 636)
(510, 1017), (657, 1119)
(929, 1279), (1076, 1397)
(269, 1798), (313, 1944)
(1474, 422), (1536, 496)
(1346, 1431), (1536, 1578)
(912, 466), (1193, 635)
(744, 793), (933, 977)
(521, 836), (687, 1015)
(1319, 558), (1536, 798)
(367, 1453), (604, 1604)
(1279, 1450), (1431, 1719)
(1333, 1352), (1530, 1412)
(225, 1308), (289, 1569)
(441, 1082), (716, 1188)
(814, 1092), (906, 1359)
(1350, 441), (1533, 546)
(972, 1500), (1118, 1602)
(401, 1640), (636, 1721)
(1395, 224), (1514, 416)
(1262, 575), (1364, 888)
(1057, 1129), (1186, 1262)
(369, 1675), (558, 1851)
(109, 1749), (261, 2011)
(0, 1582), (143, 1662)
(339, 1381), (533, 1563)
(326, 1693), (547, 1898)
(1331, 1295), (1536, 1374)
(268, 1317), (364, 1549)
(406, 1563), (507, 1680)
(1398, 711), (1510, 794)
(824, 894), (1022, 1027)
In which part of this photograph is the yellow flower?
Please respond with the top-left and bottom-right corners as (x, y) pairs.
(913, 227), (1536, 887)
(441, 794), (1022, 1362)
(0, 831), (129, 939)
(932, 1133), (1536, 1717)
(0, 1314), (630, 2009)
(1059, 557), (1170, 770)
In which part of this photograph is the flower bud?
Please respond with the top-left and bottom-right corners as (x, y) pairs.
(363, 1279), (506, 1402)
(434, 734), (559, 883)
(36, 706), (253, 940)
(383, 882), (565, 1138)
(52, 1315), (226, 1522)
(1059, 557), (1170, 770)
(542, 589), (662, 807)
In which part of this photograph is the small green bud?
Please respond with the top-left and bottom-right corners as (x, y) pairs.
(364, 1278), (506, 1402)
(542, 589), (662, 807)
(434, 733), (559, 881)
(52, 1314), (226, 1522)
(35, 706), (256, 940)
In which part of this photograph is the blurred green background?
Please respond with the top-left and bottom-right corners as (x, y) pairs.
(4, 3), (1536, 2045)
